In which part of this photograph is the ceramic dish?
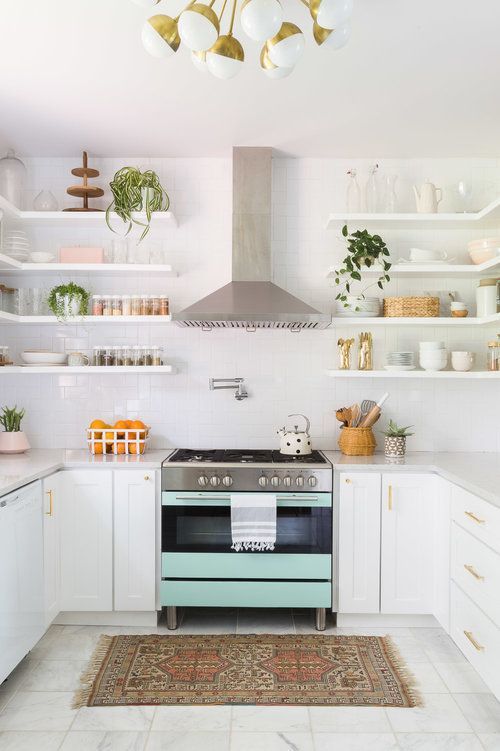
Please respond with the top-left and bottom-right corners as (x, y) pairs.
(384, 365), (416, 371)
(29, 252), (55, 263)
(21, 351), (67, 365)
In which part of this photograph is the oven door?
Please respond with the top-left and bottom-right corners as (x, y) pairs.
(161, 491), (332, 555)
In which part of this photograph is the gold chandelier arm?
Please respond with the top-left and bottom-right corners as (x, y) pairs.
(175, 0), (196, 21)
(218, 0), (229, 21)
(298, 0), (310, 6)
(228, 0), (238, 35)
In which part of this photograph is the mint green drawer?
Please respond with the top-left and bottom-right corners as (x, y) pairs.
(162, 553), (331, 580)
(161, 580), (332, 608)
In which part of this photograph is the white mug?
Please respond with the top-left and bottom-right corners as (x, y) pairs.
(451, 351), (474, 372)
(409, 247), (448, 263)
(68, 352), (90, 367)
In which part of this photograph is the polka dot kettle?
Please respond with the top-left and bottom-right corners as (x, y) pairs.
(277, 414), (312, 456)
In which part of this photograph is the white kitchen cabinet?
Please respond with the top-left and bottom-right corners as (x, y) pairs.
(380, 473), (436, 614)
(114, 470), (156, 611)
(59, 470), (113, 611)
(42, 472), (61, 626)
(338, 472), (381, 613)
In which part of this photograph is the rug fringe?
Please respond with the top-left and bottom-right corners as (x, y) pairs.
(73, 634), (114, 709)
(381, 635), (423, 708)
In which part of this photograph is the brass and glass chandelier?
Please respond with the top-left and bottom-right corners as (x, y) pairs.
(133, 0), (353, 79)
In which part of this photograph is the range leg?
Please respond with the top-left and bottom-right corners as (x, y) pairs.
(166, 606), (178, 630)
(315, 608), (326, 632)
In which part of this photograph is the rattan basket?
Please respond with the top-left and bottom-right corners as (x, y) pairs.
(383, 296), (440, 317)
(338, 427), (376, 456)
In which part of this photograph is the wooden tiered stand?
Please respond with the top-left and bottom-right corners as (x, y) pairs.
(63, 151), (104, 212)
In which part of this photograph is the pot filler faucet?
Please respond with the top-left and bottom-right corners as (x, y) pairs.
(209, 377), (248, 401)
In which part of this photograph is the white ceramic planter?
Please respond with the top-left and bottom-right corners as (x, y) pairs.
(0, 431), (30, 454)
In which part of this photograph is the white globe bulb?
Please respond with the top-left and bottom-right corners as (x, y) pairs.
(178, 5), (219, 52)
(263, 63), (293, 79)
(316, 0), (353, 31)
(207, 52), (243, 79)
(141, 16), (179, 58)
(323, 22), (351, 49)
(267, 26), (304, 68)
(131, 0), (161, 7)
(191, 50), (209, 73)
(241, 0), (283, 42)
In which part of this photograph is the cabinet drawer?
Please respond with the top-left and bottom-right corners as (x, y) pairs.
(450, 583), (500, 699)
(451, 485), (500, 554)
(162, 553), (331, 580)
(161, 580), (332, 608)
(451, 523), (500, 627)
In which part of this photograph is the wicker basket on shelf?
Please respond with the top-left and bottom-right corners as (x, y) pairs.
(383, 296), (440, 317)
(338, 427), (376, 456)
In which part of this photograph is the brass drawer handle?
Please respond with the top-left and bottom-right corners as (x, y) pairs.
(345, 478), (352, 484)
(464, 510), (485, 525)
(464, 630), (485, 652)
(45, 489), (53, 516)
(464, 564), (485, 582)
(388, 484), (393, 511)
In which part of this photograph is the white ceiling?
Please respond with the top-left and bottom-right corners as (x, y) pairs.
(1, 0), (499, 157)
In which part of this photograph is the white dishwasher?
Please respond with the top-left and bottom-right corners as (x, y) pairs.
(0, 480), (45, 685)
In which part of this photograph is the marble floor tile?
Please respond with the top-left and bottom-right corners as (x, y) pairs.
(230, 731), (314, 750)
(151, 705), (231, 731)
(406, 663), (449, 694)
(31, 631), (101, 661)
(453, 695), (500, 733)
(22, 660), (86, 692)
(145, 731), (230, 750)
(72, 706), (155, 732)
(232, 706), (310, 732)
(0, 657), (39, 706)
(0, 731), (66, 751)
(0, 691), (76, 732)
(60, 730), (148, 751)
(385, 694), (472, 733)
(478, 734), (500, 750)
(292, 610), (337, 635)
(396, 732), (484, 750)
(433, 663), (491, 694)
(237, 609), (295, 634)
(309, 706), (392, 733)
(313, 732), (399, 750)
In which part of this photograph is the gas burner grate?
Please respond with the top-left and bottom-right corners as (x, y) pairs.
(223, 450), (274, 464)
(272, 450), (328, 464)
(168, 449), (225, 463)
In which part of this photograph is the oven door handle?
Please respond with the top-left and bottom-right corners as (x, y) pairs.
(169, 495), (319, 502)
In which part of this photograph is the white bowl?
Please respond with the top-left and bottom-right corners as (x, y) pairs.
(29, 252), (55, 263)
(21, 350), (67, 365)
(419, 341), (445, 350)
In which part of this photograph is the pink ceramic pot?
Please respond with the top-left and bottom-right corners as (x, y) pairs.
(0, 431), (30, 454)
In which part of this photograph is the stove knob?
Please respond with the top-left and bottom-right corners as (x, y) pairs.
(210, 475), (221, 487)
(222, 474), (233, 487)
(198, 475), (209, 487)
(258, 475), (269, 488)
(295, 475), (305, 487)
(283, 475), (292, 487)
(270, 475), (281, 487)
(308, 475), (318, 487)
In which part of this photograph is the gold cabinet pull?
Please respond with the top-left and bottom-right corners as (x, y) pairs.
(144, 475), (150, 481)
(45, 489), (53, 516)
(464, 564), (485, 581)
(464, 510), (485, 525)
(344, 478), (351, 484)
(388, 484), (393, 511)
(463, 630), (485, 652)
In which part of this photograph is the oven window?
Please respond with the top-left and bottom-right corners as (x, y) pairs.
(162, 506), (331, 554)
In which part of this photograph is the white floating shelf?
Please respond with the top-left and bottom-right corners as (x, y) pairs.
(0, 194), (176, 227)
(0, 365), (176, 375)
(0, 253), (177, 277)
(0, 312), (172, 325)
(331, 313), (500, 326)
(326, 369), (499, 379)
(325, 197), (500, 230)
(327, 257), (500, 278)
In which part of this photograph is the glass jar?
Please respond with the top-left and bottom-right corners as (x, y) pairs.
(102, 295), (113, 316)
(102, 346), (115, 367)
(114, 345), (124, 366)
(159, 295), (169, 316)
(92, 345), (103, 366)
(132, 345), (144, 366)
(0, 346), (9, 366)
(151, 345), (162, 366)
(151, 295), (161, 316)
(143, 346), (153, 366)
(0, 149), (26, 208)
(122, 346), (133, 366)
(140, 294), (151, 316)
(487, 338), (500, 371)
(121, 295), (131, 316)
(91, 295), (103, 316)
(0, 284), (18, 314)
(131, 295), (141, 316)
(112, 295), (122, 316)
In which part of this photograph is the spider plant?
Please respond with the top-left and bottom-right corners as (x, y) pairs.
(106, 167), (170, 242)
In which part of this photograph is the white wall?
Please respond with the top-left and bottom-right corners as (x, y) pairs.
(1, 155), (499, 452)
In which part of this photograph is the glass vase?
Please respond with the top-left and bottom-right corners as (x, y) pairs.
(0, 149), (26, 208)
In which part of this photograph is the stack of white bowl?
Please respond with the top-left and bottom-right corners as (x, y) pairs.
(385, 352), (415, 371)
(2, 230), (31, 261)
(419, 341), (447, 371)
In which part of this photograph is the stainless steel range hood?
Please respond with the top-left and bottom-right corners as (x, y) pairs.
(175, 147), (331, 330)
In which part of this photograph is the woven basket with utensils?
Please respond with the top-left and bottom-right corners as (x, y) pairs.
(383, 296), (439, 317)
(338, 427), (376, 456)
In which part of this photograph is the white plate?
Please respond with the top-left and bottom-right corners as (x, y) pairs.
(21, 363), (66, 368)
(397, 258), (456, 265)
(384, 365), (416, 371)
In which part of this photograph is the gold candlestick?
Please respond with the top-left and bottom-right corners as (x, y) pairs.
(338, 338), (355, 370)
(358, 332), (373, 370)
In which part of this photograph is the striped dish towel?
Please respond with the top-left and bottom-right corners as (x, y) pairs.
(230, 493), (277, 552)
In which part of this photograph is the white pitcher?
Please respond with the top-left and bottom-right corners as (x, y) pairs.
(413, 181), (443, 213)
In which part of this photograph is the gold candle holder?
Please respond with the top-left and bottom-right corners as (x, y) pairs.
(338, 337), (355, 370)
(358, 331), (373, 370)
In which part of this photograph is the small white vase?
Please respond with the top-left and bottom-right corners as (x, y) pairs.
(0, 431), (30, 454)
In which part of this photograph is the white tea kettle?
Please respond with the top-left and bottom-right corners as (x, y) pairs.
(413, 180), (443, 213)
(277, 414), (312, 456)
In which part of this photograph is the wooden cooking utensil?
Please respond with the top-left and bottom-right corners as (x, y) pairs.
(64, 151), (104, 212)
(349, 403), (361, 427)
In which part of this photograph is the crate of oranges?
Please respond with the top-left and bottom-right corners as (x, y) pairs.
(87, 419), (150, 455)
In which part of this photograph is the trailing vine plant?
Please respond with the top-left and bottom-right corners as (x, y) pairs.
(333, 225), (391, 310)
(106, 167), (170, 242)
(47, 282), (90, 321)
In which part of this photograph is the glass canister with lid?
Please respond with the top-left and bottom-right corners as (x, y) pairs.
(487, 335), (500, 371)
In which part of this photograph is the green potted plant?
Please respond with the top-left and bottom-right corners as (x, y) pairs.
(382, 420), (414, 458)
(106, 167), (170, 242)
(333, 225), (391, 314)
(47, 283), (90, 321)
(0, 405), (30, 454)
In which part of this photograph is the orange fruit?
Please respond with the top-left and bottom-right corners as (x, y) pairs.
(92, 443), (104, 455)
(89, 419), (108, 439)
(130, 419), (147, 438)
(115, 442), (126, 454)
(114, 420), (128, 438)
(124, 419), (134, 428)
(129, 442), (145, 455)
(105, 431), (116, 444)
(106, 443), (113, 453)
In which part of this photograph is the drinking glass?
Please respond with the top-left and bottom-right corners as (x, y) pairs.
(382, 175), (398, 212)
(457, 180), (473, 213)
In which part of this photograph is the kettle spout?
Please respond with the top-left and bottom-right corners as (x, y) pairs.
(277, 428), (285, 437)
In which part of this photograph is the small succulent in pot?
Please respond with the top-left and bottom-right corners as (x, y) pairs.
(0, 405), (30, 453)
(382, 420), (414, 458)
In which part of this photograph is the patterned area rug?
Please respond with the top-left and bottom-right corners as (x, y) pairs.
(75, 633), (420, 708)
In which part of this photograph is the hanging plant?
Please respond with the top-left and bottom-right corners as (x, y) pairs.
(47, 282), (90, 321)
(333, 225), (391, 310)
(106, 167), (170, 242)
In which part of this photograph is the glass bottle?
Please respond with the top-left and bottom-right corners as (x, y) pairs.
(143, 346), (153, 366)
(92, 346), (103, 366)
(131, 295), (141, 316)
(159, 295), (169, 316)
(114, 345), (123, 366)
(132, 345), (144, 366)
(112, 295), (122, 316)
(365, 163), (379, 213)
(346, 169), (361, 213)
(91, 295), (103, 316)
(33, 190), (58, 211)
(487, 338), (500, 371)
(122, 346), (133, 366)
(0, 149), (26, 208)
(382, 174), (398, 213)
(121, 295), (131, 316)
(151, 345), (162, 366)
(102, 346), (114, 367)
(102, 295), (112, 316)
(140, 294), (151, 316)
(151, 295), (161, 316)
